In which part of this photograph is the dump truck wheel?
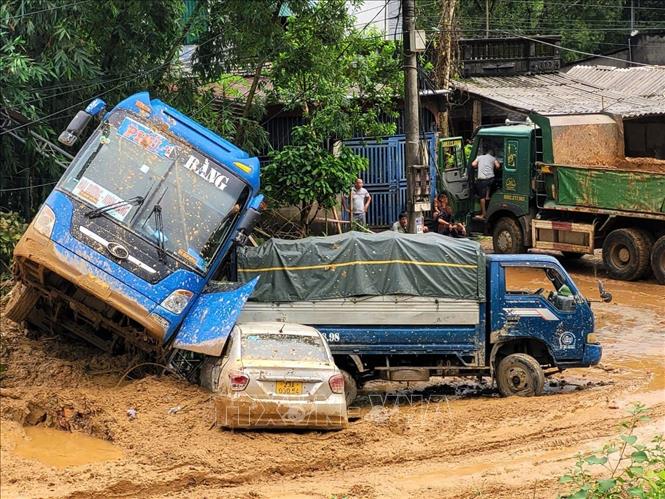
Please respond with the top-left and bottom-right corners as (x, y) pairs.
(341, 370), (357, 407)
(651, 236), (665, 285)
(3, 282), (39, 323)
(493, 217), (525, 254)
(602, 228), (652, 281)
(496, 353), (544, 397)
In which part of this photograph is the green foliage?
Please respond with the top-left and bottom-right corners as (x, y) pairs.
(0, 211), (26, 275)
(559, 403), (665, 499)
(263, 126), (367, 227)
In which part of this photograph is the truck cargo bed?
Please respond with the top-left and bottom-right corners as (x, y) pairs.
(239, 295), (480, 326)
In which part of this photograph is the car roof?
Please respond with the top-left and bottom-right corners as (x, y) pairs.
(236, 322), (322, 337)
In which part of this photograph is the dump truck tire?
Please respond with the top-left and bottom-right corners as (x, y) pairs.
(3, 282), (39, 323)
(492, 217), (525, 254)
(651, 236), (665, 285)
(602, 228), (652, 281)
(496, 353), (544, 397)
(341, 370), (357, 407)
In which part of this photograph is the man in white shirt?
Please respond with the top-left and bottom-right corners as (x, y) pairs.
(343, 178), (372, 227)
(471, 148), (500, 219)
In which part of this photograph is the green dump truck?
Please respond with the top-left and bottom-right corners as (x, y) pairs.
(441, 114), (665, 283)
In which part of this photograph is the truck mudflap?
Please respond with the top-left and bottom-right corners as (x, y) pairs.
(172, 278), (259, 356)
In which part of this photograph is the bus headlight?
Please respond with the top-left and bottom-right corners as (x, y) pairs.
(33, 205), (56, 237)
(161, 289), (193, 314)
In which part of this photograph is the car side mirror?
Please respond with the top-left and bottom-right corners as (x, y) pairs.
(598, 280), (613, 303)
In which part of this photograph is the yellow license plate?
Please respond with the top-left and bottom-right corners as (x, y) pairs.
(275, 381), (303, 395)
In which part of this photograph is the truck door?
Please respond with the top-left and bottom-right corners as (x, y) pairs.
(439, 136), (474, 223)
(492, 263), (591, 362)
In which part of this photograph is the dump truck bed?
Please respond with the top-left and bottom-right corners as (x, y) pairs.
(542, 162), (665, 216)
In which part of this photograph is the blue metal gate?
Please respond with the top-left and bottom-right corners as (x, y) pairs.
(343, 133), (438, 227)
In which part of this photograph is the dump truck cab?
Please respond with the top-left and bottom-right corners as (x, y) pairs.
(8, 92), (263, 360)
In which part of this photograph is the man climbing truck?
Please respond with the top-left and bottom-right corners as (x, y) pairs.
(441, 114), (665, 283)
(5, 92), (263, 377)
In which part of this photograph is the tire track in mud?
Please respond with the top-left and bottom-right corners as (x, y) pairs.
(62, 400), (665, 499)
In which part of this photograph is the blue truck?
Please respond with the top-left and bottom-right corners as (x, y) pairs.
(236, 231), (604, 403)
(6, 92), (263, 378)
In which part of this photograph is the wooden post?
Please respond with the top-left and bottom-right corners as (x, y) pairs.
(472, 99), (482, 131)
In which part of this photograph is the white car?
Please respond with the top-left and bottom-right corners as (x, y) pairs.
(201, 322), (348, 430)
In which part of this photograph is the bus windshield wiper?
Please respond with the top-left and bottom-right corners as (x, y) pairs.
(152, 202), (166, 263)
(86, 196), (145, 218)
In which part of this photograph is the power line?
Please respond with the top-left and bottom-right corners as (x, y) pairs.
(495, 30), (656, 66)
(5, 0), (92, 21)
(0, 181), (57, 193)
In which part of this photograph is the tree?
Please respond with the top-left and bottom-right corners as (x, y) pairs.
(263, 0), (403, 231)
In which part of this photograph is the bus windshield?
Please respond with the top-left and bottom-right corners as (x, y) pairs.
(60, 110), (249, 272)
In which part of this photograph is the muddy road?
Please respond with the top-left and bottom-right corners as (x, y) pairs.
(1, 254), (664, 498)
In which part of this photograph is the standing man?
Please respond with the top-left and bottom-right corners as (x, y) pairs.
(343, 178), (372, 228)
(472, 148), (500, 220)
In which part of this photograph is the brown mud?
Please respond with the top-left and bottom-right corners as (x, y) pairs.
(1, 257), (664, 498)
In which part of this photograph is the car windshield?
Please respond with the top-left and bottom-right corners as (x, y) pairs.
(241, 333), (329, 363)
(60, 110), (249, 271)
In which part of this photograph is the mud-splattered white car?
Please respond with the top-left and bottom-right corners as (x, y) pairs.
(201, 322), (348, 430)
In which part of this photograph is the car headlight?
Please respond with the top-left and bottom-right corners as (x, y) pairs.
(33, 205), (56, 237)
(586, 333), (599, 344)
(161, 289), (193, 314)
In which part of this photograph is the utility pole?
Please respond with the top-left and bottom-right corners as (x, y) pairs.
(485, 0), (490, 38)
(402, 0), (422, 234)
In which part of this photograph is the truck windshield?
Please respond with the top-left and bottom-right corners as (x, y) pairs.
(60, 110), (249, 272)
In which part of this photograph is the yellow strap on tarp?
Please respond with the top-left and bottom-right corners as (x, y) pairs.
(238, 259), (477, 273)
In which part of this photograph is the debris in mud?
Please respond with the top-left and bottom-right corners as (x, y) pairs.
(126, 408), (137, 420)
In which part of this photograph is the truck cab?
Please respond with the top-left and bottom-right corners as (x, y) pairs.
(7, 92), (263, 368)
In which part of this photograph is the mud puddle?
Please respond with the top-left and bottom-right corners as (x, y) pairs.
(7, 426), (123, 469)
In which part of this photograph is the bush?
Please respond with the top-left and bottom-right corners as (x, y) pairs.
(0, 211), (26, 276)
(559, 403), (665, 498)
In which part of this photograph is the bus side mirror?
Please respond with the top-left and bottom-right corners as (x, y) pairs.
(58, 98), (106, 146)
(235, 208), (261, 246)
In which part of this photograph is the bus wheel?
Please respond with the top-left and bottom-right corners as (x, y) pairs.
(4, 283), (39, 323)
(496, 353), (544, 397)
(651, 236), (665, 285)
(341, 370), (358, 407)
(492, 217), (525, 254)
(602, 228), (652, 281)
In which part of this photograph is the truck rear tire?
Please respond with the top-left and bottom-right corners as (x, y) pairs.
(651, 236), (665, 285)
(602, 228), (652, 281)
(3, 282), (39, 323)
(496, 353), (544, 397)
(492, 217), (525, 254)
(341, 370), (357, 407)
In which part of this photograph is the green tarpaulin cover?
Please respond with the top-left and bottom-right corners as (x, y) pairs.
(557, 167), (665, 214)
(237, 231), (486, 302)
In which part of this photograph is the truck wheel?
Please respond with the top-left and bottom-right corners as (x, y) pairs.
(341, 370), (357, 407)
(3, 282), (39, 323)
(602, 228), (652, 281)
(493, 217), (525, 254)
(651, 236), (665, 285)
(496, 353), (544, 397)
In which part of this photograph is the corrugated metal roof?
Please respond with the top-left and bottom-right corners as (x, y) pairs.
(454, 65), (665, 118)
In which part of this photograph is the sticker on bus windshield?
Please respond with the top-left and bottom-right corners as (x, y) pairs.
(117, 117), (176, 159)
(72, 177), (131, 221)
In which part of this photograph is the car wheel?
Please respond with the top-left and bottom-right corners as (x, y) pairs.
(492, 217), (525, 254)
(602, 228), (652, 281)
(651, 236), (665, 285)
(341, 370), (357, 406)
(496, 353), (545, 397)
(4, 282), (39, 323)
